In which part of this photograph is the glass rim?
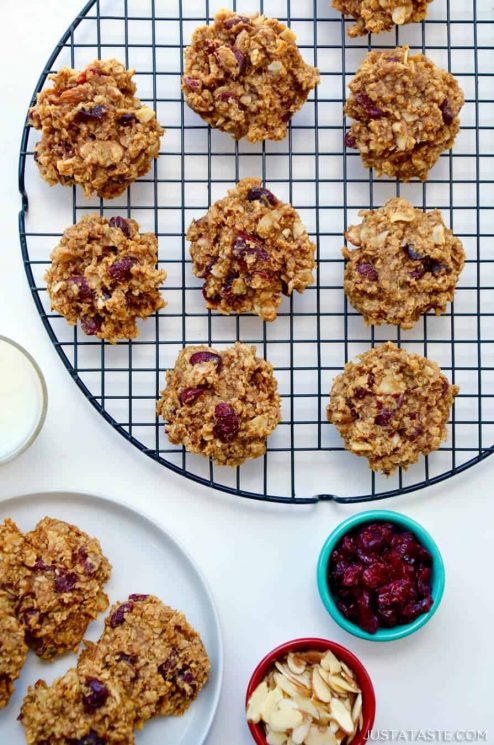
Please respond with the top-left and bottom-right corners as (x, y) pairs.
(0, 335), (48, 464)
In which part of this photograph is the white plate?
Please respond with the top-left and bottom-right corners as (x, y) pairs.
(0, 491), (223, 745)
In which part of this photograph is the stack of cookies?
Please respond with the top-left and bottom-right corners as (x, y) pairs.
(0, 517), (210, 744)
(0, 516), (111, 708)
(20, 595), (210, 745)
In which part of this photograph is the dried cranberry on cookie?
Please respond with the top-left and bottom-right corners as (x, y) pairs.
(157, 343), (281, 466)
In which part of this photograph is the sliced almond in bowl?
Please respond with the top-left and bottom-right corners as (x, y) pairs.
(268, 707), (304, 732)
(292, 720), (312, 744)
(247, 649), (364, 744)
(320, 650), (342, 675)
(287, 653), (307, 675)
(266, 731), (287, 745)
(262, 687), (284, 720)
(329, 698), (354, 735)
(327, 674), (360, 694)
(247, 680), (270, 723)
(313, 667), (333, 703)
(306, 725), (339, 745)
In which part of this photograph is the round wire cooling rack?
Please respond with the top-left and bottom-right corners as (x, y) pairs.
(18, 0), (494, 504)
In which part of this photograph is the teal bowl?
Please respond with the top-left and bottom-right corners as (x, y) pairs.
(317, 510), (445, 642)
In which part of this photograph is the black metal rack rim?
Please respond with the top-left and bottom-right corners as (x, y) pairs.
(18, 0), (494, 504)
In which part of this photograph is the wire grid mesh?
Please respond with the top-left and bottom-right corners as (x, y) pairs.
(18, 0), (494, 503)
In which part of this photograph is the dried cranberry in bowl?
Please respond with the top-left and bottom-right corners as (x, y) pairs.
(328, 521), (433, 633)
(317, 511), (445, 641)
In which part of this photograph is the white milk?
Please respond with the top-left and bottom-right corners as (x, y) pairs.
(0, 338), (46, 464)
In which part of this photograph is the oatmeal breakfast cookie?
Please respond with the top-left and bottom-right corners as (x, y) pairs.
(0, 518), (28, 606)
(79, 594), (210, 724)
(16, 517), (111, 660)
(0, 592), (28, 709)
(182, 9), (319, 142)
(333, 0), (432, 37)
(345, 46), (464, 181)
(45, 214), (166, 343)
(188, 178), (316, 321)
(29, 58), (163, 199)
(343, 197), (465, 328)
(20, 665), (136, 745)
(326, 342), (458, 474)
(156, 343), (282, 466)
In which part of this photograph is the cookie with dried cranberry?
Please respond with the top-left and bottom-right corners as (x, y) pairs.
(343, 198), (465, 328)
(333, 0), (432, 37)
(326, 342), (458, 475)
(156, 343), (281, 466)
(182, 10), (319, 142)
(19, 665), (136, 745)
(0, 593), (28, 709)
(345, 46), (464, 181)
(0, 518), (28, 606)
(45, 214), (166, 343)
(0, 520), (30, 706)
(17, 517), (111, 660)
(188, 178), (316, 321)
(78, 594), (210, 724)
(29, 58), (164, 199)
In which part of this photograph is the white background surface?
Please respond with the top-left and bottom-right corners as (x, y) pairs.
(1, 1), (493, 743)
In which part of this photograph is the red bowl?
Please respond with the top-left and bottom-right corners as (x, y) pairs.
(245, 637), (376, 745)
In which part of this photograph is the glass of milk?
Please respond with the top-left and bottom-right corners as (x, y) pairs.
(0, 336), (47, 464)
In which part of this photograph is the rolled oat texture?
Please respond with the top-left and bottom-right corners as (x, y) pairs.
(45, 214), (166, 343)
(29, 58), (164, 199)
(343, 197), (465, 328)
(188, 177), (316, 322)
(17, 516), (111, 660)
(182, 10), (319, 142)
(20, 666), (136, 745)
(345, 46), (464, 181)
(157, 342), (282, 467)
(327, 341), (459, 475)
(333, 0), (432, 37)
(78, 594), (211, 725)
(0, 593), (28, 709)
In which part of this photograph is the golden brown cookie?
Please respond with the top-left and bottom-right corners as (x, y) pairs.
(333, 0), (432, 37)
(19, 665), (136, 745)
(345, 47), (464, 181)
(0, 518), (27, 606)
(188, 178), (316, 321)
(182, 10), (319, 142)
(156, 343), (282, 467)
(17, 517), (111, 660)
(0, 593), (28, 709)
(79, 594), (210, 725)
(45, 214), (165, 343)
(343, 198), (465, 328)
(326, 342), (458, 475)
(29, 58), (163, 199)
